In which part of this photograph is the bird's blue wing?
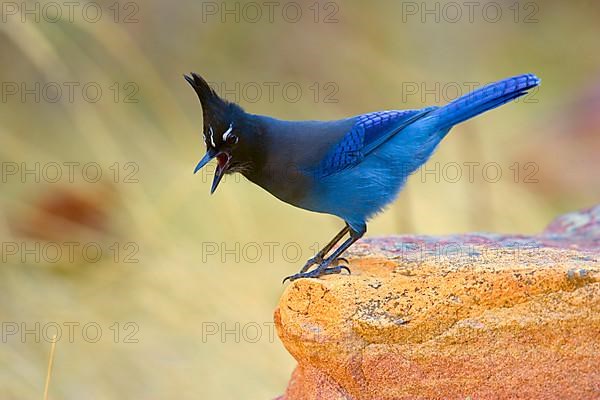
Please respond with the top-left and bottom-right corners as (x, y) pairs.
(315, 108), (436, 177)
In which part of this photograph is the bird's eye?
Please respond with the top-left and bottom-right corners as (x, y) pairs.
(226, 134), (238, 145)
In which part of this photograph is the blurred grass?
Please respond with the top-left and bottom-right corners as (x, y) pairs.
(0, 1), (599, 399)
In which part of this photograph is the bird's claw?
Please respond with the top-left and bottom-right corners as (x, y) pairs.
(282, 264), (351, 284)
(299, 255), (323, 273)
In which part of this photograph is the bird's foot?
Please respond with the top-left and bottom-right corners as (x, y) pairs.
(335, 257), (349, 265)
(298, 254), (348, 273)
(299, 255), (324, 273)
(282, 263), (351, 284)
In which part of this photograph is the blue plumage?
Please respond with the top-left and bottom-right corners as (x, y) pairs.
(186, 72), (541, 281)
(316, 108), (436, 177)
(301, 74), (540, 236)
(427, 73), (540, 130)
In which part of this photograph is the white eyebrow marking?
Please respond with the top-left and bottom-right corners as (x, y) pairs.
(209, 126), (216, 147)
(222, 124), (233, 141)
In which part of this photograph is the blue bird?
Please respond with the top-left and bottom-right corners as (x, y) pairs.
(184, 73), (540, 282)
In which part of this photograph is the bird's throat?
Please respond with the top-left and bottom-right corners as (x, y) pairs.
(216, 153), (229, 171)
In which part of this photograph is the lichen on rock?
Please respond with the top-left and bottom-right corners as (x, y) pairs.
(275, 205), (600, 400)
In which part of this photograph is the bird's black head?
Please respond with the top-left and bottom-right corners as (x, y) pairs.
(184, 72), (261, 194)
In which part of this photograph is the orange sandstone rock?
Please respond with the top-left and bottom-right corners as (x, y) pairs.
(275, 206), (600, 400)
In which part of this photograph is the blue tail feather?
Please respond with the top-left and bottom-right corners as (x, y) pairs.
(430, 73), (540, 130)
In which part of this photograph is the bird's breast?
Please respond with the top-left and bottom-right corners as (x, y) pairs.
(243, 165), (314, 210)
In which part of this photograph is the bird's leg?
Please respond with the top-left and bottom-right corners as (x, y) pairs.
(283, 225), (365, 282)
(299, 225), (350, 273)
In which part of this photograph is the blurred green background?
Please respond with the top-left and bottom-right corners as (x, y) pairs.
(0, 0), (599, 398)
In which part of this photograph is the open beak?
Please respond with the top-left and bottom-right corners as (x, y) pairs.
(194, 149), (231, 194)
(194, 148), (217, 174)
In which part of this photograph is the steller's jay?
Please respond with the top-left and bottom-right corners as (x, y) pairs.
(185, 73), (540, 282)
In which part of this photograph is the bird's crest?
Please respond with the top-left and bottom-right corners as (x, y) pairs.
(184, 72), (234, 148)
